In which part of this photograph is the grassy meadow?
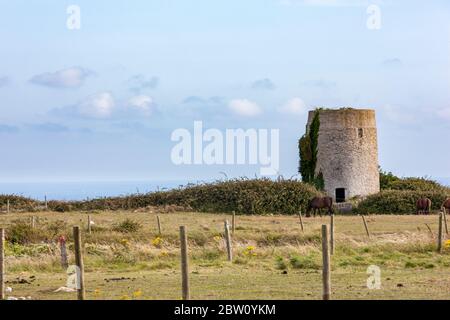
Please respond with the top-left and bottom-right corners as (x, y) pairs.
(0, 210), (449, 300)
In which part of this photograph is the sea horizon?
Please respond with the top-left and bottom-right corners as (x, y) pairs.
(0, 177), (449, 201)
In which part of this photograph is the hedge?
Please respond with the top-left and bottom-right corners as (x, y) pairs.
(356, 190), (450, 214)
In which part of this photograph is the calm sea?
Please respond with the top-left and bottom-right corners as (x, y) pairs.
(0, 180), (190, 201)
(0, 177), (449, 201)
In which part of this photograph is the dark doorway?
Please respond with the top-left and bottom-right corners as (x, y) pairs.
(335, 188), (346, 203)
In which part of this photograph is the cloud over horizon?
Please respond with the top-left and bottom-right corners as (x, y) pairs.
(128, 74), (159, 94)
(279, 98), (307, 115)
(228, 99), (262, 117)
(50, 92), (155, 120)
(30, 67), (94, 89)
(251, 78), (276, 90)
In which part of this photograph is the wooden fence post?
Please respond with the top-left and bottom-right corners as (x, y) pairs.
(6, 200), (9, 214)
(0, 228), (5, 300)
(31, 216), (36, 229)
(298, 210), (304, 232)
(157, 215), (162, 235)
(442, 207), (448, 235)
(73, 226), (86, 300)
(438, 212), (443, 253)
(321, 225), (331, 300)
(330, 214), (335, 255)
(179, 226), (190, 300)
(232, 211), (236, 235)
(44, 195), (48, 210)
(224, 220), (233, 262)
(361, 215), (370, 238)
(59, 236), (69, 269)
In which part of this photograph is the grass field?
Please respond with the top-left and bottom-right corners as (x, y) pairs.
(0, 211), (449, 300)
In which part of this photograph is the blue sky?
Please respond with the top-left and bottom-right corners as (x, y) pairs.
(0, 0), (449, 183)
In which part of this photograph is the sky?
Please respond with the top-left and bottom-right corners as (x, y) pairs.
(0, 0), (449, 183)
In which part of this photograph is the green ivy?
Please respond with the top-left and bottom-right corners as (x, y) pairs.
(298, 109), (324, 190)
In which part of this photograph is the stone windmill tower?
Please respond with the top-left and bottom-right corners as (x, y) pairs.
(299, 108), (380, 202)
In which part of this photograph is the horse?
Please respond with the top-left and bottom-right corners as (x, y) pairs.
(307, 196), (334, 217)
(416, 198), (432, 215)
(442, 198), (450, 213)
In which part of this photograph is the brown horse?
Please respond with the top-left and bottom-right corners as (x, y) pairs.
(443, 198), (450, 212)
(416, 198), (432, 215)
(307, 196), (334, 217)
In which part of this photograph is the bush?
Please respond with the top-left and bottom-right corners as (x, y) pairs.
(59, 178), (323, 215)
(357, 190), (449, 214)
(379, 168), (448, 193)
(48, 201), (73, 212)
(387, 178), (447, 192)
(6, 220), (43, 244)
(289, 255), (320, 270)
(113, 219), (142, 233)
(0, 195), (39, 211)
(379, 169), (400, 190)
(141, 178), (323, 215)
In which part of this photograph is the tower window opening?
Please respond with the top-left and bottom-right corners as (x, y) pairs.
(358, 128), (364, 138)
(335, 188), (346, 203)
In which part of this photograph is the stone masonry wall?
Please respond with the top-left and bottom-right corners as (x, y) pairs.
(306, 109), (380, 200)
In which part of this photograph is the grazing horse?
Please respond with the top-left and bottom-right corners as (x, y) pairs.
(416, 198), (432, 215)
(443, 198), (450, 213)
(307, 196), (334, 217)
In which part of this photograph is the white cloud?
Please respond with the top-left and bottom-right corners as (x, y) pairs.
(279, 98), (307, 115)
(78, 92), (115, 118)
(228, 99), (262, 117)
(30, 67), (93, 88)
(127, 95), (154, 116)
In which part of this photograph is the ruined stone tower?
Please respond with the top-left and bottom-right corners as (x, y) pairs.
(300, 108), (380, 202)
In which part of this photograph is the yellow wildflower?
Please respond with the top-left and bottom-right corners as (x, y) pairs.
(160, 250), (169, 257)
(445, 240), (450, 248)
(133, 289), (143, 299)
(152, 236), (162, 247)
(120, 239), (129, 247)
(243, 245), (256, 256)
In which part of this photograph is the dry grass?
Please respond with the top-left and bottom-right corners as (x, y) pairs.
(0, 211), (449, 300)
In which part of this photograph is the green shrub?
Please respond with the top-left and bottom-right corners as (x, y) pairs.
(0, 195), (39, 211)
(357, 190), (449, 214)
(387, 178), (447, 192)
(275, 257), (288, 270)
(1, 178), (323, 215)
(112, 219), (142, 233)
(298, 109), (324, 190)
(289, 255), (320, 270)
(45, 220), (68, 238)
(6, 220), (43, 244)
(379, 168), (401, 190)
(379, 168), (448, 193)
(48, 201), (73, 212)
(64, 178), (323, 215)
